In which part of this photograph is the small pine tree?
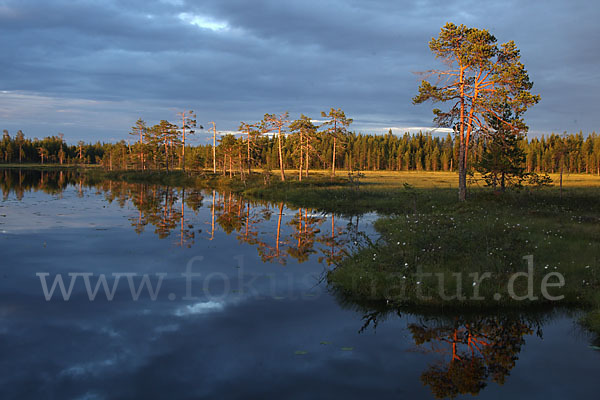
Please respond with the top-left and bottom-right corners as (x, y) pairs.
(477, 110), (528, 191)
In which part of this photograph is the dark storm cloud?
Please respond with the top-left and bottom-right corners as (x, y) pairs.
(0, 0), (598, 142)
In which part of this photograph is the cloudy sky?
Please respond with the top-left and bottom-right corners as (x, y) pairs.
(0, 0), (598, 144)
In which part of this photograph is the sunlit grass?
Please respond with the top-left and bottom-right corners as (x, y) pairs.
(252, 169), (600, 188)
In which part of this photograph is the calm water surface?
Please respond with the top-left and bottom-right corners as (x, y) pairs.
(0, 169), (598, 399)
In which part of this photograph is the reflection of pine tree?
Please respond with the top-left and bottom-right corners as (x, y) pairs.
(409, 316), (536, 398)
(184, 190), (204, 213)
(255, 202), (288, 265)
(216, 191), (244, 234)
(236, 201), (261, 246)
(176, 188), (196, 248)
(4, 172), (364, 270)
(317, 214), (349, 266)
(286, 208), (324, 263)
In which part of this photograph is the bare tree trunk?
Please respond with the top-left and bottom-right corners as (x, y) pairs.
(139, 129), (144, 170)
(278, 126), (285, 181)
(247, 130), (251, 176)
(331, 120), (337, 178)
(332, 137), (337, 178)
(211, 122), (217, 174)
(299, 130), (303, 181)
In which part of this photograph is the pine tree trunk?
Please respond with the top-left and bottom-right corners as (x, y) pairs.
(164, 141), (169, 173)
(139, 130), (144, 171)
(278, 126), (285, 181)
(182, 127), (186, 172)
(212, 124), (217, 174)
(247, 132), (251, 176)
(238, 149), (243, 179)
(332, 137), (336, 178)
(299, 131), (303, 181)
(305, 136), (310, 177)
(458, 141), (467, 201)
(458, 66), (466, 202)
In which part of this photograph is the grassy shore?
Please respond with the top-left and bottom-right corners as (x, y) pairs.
(327, 192), (600, 305)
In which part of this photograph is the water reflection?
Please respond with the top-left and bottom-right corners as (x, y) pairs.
(1, 168), (80, 199)
(1, 169), (598, 400)
(339, 291), (551, 399)
(408, 314), (539, 398)
(1, 169), (353, 266)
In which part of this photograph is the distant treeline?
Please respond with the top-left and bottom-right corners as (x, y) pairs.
(2, 128), (600, 175)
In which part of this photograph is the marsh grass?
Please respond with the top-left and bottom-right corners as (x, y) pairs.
(327, 186), (600, 337)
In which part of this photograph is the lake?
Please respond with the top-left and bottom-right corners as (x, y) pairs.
(0, 169), (598, 399)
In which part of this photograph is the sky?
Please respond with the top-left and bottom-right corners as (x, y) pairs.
(0, 0), (598, 144)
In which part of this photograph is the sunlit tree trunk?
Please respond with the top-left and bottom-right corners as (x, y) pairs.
(332, 120), (337, 178)
(164, 140), (169, 173)
(247, 132), (251, 175)
(140, 129), (144, 170)
(277, 125), (285, 181)
(299, 130), (303, 181)
(181, 122), (185, 171)
(306, 136), (310, 177)
(458, 66), (467, 202)
(238, 147), (244, 179)
(210, 122), (217, 174)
